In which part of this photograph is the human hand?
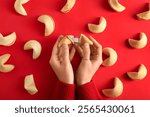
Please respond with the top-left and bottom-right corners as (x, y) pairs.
(75, 36), (102, 85)
(49, 36), (76, 84)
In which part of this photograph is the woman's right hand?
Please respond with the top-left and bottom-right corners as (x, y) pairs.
(75, 36), (103, 85)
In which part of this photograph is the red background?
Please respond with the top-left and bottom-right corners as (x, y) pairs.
(0, 0), (150, 100)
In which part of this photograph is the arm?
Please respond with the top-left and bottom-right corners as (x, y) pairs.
(75, 36), (103, 100)
(49, 36), (76, 100)
(52, 80), (75, 100)
(77, 81), (102, 100)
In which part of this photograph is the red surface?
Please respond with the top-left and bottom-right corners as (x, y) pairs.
(0, 0), (150, 100)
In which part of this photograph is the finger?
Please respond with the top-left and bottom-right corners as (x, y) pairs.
(74, 44), (83, 57)
(59, 44), (70, 63)
(98, 45), (102, 59)
(69, 46), (76, 61)
(58, 44), (63, 59)
(89, 36), (102, 58)
(52, 35), (63, 57)
(51, 36), (64, 65)
(82, 43), (90, 60)
(89, 36), (102, 48)
(90, 46), (96, 55)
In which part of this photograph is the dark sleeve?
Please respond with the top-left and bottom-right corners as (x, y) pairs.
(53, 80), (75, 100)
(76, 81), (102, 100)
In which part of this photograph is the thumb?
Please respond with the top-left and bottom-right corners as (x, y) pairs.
(82, 43), (90, 60)
(69, 46), (76, 61)
(60, 44), (70, 63)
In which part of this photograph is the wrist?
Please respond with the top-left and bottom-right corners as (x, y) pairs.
(77, 78), (91, 86)
(59, 77), (74, 85)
